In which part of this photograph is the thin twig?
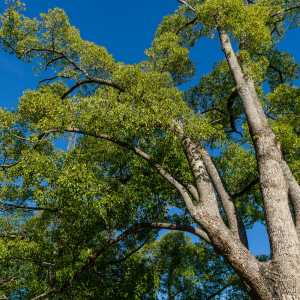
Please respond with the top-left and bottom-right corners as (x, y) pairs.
(270, 3), (300, 17)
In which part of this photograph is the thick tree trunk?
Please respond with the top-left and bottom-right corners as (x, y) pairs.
(214, 22), (300, 299)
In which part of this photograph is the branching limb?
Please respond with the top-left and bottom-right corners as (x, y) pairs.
(181, 136), (219, 212)
(137, 222), (211, 242)
(64, 127), (196, 216)
(271, 26), (282, 36)
(200, 91), (242, 135)
(60, 77), (125, 99)
(44, 55), (65, 71)
(0, 276), (17, 288)
(0, 161), (19, 170)
(26, 48), (126, 99)
(28, 48), (89, 77)
(0, 130), (55, 170)
(0, 265), (26, 288)
(171, 118), (247, 247)
(68, 222), (210, 285)
(175, 177), (200, 202)
(31, 290), (59, 300)
(195, 141), (248, 248)
(39, 75), (71, 84)
(161, 119), (247, 247)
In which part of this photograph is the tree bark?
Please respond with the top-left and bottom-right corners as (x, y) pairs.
(216, 21), (300, 299)
(281, 159), (300, 238)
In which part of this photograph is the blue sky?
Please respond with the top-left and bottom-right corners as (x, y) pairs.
(0, 0), (299, 257)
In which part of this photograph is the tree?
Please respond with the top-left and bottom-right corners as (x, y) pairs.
(0, 0), (300, 298)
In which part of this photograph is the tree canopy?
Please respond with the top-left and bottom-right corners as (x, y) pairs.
(0, 0), (300, 299)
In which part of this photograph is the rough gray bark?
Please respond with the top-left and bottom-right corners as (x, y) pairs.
(281, 159), (300, 237)
(174, 120), (248, 248)
(196, 142), (248, 248)
(216, 21), (300, 299)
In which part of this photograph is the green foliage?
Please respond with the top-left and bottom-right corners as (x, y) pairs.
(142, 231), (250, 299)
(0, 0), (298, 298)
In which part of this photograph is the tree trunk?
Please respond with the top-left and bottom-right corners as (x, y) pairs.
(213, 21), (300, 300)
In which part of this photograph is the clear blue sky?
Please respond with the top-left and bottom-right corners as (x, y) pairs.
(0, 0), (299, 257)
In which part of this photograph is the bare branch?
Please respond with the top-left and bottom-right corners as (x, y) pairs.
(60, 77), (125, 99)
(0, 234), (25, 239)
(268, 64), (284, 84)
(0, 199), (60, 213)
(0, 161), (19, 170)
(44, 55), (64, 70)
(137, 222), (211, 243)
(270, 3), (300, 17)
(39, 75), (71, 84)
(31, 290), (59, 300)
(7, 132), (34, 143)
(1, 257), (57, 267)
(64, 223), (210, 288)
(201, 107), (226, 115)
(0, 277), (17, 288)
(206, 284), (231, 300)
(176, 17), (198, 34)
(176, 0), (196, 11)
(106, 237), (150, 265)
(232, 178), (260, 200)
